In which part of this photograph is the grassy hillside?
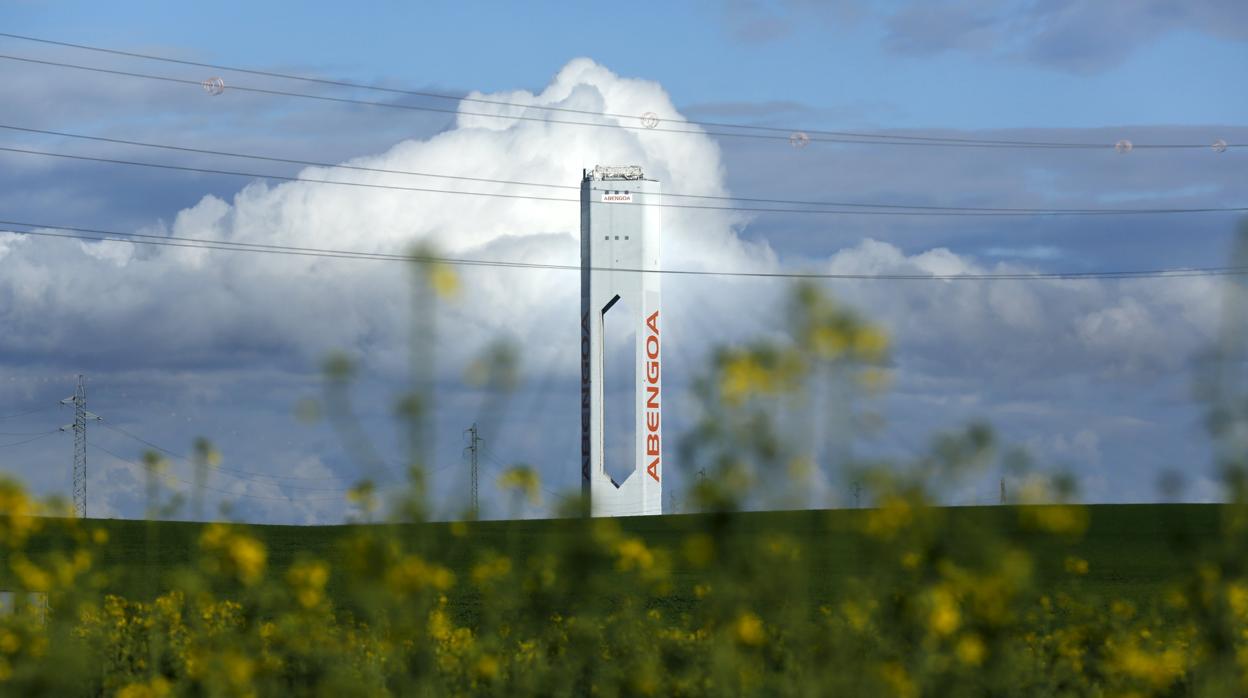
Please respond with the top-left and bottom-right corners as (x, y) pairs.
(8, 503), (1221, 605)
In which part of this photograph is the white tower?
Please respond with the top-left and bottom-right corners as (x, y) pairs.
(580, 165), (663, 517)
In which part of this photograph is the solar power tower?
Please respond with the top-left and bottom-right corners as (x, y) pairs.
(580, 165), (663, 517)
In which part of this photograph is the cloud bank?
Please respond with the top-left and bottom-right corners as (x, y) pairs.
(0, 57), (1237, 521)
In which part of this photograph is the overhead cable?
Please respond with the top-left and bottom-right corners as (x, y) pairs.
(3, 145), (1245, 217)
(99, 421), (379, 485)
(0, 406), (56, 420)
(93, 443), (351, 502)
(3, 218), (1247, 282)
(0, 432), (59, 448)
(3, 124), (1242, 214)
(0, 50), (1236, 151)
(0, 32), (1077, 146)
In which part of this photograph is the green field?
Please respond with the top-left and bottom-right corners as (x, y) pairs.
(11, 503), (1220, 605)
(1, 501), (1242, 695)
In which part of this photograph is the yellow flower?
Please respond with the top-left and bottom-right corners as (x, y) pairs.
(956, 634), (986, 666)
(1064, 556), (1089, 575)
(223, 651), (256, 691)
(116, 676), (172, 698)
(864, 495), (913, 539)
(841, 600), (871, 632)
(1020, 504), (1089, 536)
(851, 327), (889, 362)
(0, 481), (41, 548)
(927, 587), (961, 637)
(734, 611), (765, 646)
(389, 554), (459, 591)
(470, 554), (512, 587)
(719, 353), (769, 404)
(473, 654), (500, 680)
(1112, 644), (1185, 689)
(615, 538), (655, 573)
(683, 534), (715, 567)
(229, 536), (267, 586)
(10, 555), (51, 591)
(496, 465), (542, 506)
(287, 560), (330, 608)
(1228, 582), (1248, 618)
(429, 263), (459, 298)
(428, 609), (453, 642)
(811, 326), (850, 359)
(199, 524), (267, 586)
(878, 662), (916, 698)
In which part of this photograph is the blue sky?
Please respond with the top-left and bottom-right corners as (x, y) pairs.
(7, 1), (1246, 129)
(0, 1), (1245, 522)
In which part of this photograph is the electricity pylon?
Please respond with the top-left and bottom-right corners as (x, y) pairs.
(464, 423), (482, 519)
(60, 375), (101, 518)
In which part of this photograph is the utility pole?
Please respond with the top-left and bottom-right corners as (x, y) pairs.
(853, 481), (862, 509)
(59, 375), (101, 518)
(463, 423), (482, 519)
(1000, 477), (1007, 505)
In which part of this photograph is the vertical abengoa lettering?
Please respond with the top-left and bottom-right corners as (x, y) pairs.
(644, 310), (660, 483)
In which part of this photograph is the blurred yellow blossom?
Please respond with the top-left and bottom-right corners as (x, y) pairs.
(734, 612), (765, 647)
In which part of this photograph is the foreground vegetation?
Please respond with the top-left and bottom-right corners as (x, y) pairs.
(3, 488), (1248, 696)
(1, 503), (1227, 607)
(2, 257), (1247, 695)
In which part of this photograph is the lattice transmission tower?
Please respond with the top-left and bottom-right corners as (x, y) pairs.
(464, 423), (481, 519)
(59, 375), (101, 518)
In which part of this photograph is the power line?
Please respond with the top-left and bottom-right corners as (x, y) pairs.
(92, 442), (351, 503)
(0, 406), (56, 420)
(4, 124), (1244, 215)
(481, 448), (565, 502)
(0, 429), (59, 436)
(0, 432), (58, 448)
(0, 54), (831, 146)
(4, 145), (1246, 218)
(2, 52), (1239, 152)
(0, 33), (1237, 151)
(3, 218), (1248, 282)
(99, 421), (463, 490)
(99, 421), (379, 486)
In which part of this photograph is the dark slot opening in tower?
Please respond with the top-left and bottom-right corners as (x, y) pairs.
(602, 293), (637, 488)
